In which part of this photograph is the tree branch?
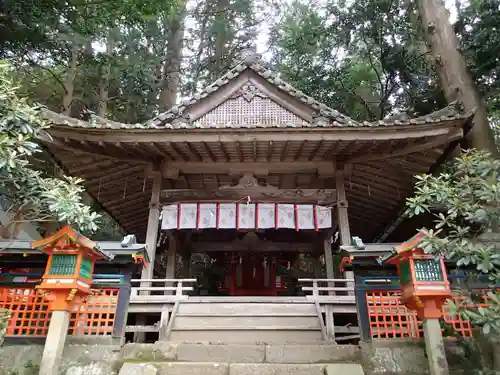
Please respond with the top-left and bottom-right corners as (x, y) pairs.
(23, 59), (68, 94)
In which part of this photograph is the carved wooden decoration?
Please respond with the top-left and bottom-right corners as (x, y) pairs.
(231, 82), (268, 101)
(192, 80), (310, 128)
(162, 174), (336, 203)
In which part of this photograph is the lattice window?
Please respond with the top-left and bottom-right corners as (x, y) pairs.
(194, 96), (310, 128)
(49, 255), (77, 276)
(365, 290), (484, 339)
(414, 259), (443, 282)
(0, 287), (50, 336)
(0, 287), (119, 337)
(79, 257), (92, 279)
(69, 288), (119, 336)
(366, 291), (421, 339)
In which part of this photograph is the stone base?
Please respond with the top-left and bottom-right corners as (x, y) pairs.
(118, 362), (366, 375)
(117, 343), (364, 375)
(120, 343), (360, 364)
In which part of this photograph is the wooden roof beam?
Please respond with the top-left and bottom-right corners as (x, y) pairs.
(201, 142), (216, 162)
(82, 165), (146, 187)
(321, 141), (341, 160)
(348, 171), (410, 194)
(347, 128), (463, 164)
(149, 142), (175, 160)
(267, 141), (275, 162)
(167, 142), (189, 161)
(121, 217), (148, 232)
(100, 140), (149, 160)
(113, 206), (149, 221)
(45, 139), (146, 164)
(348, 183), (401, 207)
(65, 154), (102, 168)
(345, 191), (398, 215)
(219, 143), (230, 162)
(385, 158), (430, 174)
(352, 164), (413, 190)
(184, 142), (203, 161)
(344, 206), (386, 223)
(70, 159), (116, 175)
(294, 140), (307, 161)
(308, 140), (324, 161)
(95, 181), (148, 202)
(104, 190), (149, 208)
(132, 142), (164, 160)
(161, 161), (336, 176)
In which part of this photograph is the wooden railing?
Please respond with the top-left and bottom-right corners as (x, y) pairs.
(129, 278), (196, 302)
(299, 278), (355, 297)
(299, 278), (358, 342)
(126, 279), (196, 339)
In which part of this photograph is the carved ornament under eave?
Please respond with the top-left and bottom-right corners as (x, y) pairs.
(161, 174), (336, 203)
(231, 82), (268, 102)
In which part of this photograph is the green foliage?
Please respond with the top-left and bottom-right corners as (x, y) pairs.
(270, 0), (445, 121)
(0, 308), (11, 347)
(456, 0), (500, 114)
(183, 0), (259, 95)
(406, 149), (500, 334)
(0, 61), (101, 234)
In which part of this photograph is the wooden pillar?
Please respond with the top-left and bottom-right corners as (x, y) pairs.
(165, 233), (177, 279)
(335, 169), (351, 246)
(336, 169), (354, 297)
(141, 172), (162, 280)
(165, 233), (177, 295)
(323, 236), (334, 281)
(323, 236), (335, 342)
(135, 172), (161, 343)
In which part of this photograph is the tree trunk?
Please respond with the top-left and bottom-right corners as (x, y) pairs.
(212, 0), (230, 80)
(190, 1), (210, 96)
(417, 0), (497, 153)
(97, 31), (114, 117)
(62, 43), (79, 116)
(159, 2), (186, 111)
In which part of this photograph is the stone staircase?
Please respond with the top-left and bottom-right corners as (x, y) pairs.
(117, 342), (365, 375)
(169, 300), (324, 343)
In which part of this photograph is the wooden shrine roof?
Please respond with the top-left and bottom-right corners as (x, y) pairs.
(0, 236), (147, 261)
(36, 53), (475, 242)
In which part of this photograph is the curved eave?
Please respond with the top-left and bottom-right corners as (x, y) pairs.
(40, 114), (470, 242)
(47, 119), (465, 142)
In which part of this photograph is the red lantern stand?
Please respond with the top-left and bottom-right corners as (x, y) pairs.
(31, 225), (112, 375)
(380, 231), (451, 375)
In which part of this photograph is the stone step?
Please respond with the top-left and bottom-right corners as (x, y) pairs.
(121, 343), (360, 364)
(119, 362), (365, 375)
(172, 315), (320, 330)
(168, 329), (323, 343)
(177, 302), (316, 316)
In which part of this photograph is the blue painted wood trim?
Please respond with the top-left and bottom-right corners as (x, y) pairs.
(355, 276), (372, 341)
(112, 284), (131, 338)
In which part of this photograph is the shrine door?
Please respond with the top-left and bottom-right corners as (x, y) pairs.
(230, 256), (277, 296)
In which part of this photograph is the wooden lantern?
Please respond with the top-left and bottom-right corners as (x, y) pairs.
(31, 225), (112, 310)
(379, 232), (451, 319)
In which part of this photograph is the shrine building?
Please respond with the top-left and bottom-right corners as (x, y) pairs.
(0, 52), (479, 344)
